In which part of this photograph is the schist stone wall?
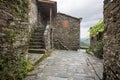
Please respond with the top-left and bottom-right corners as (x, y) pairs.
(90, 32), (103, 50)
(0, 0), (30, 79)
(29, 0), (45, 29)
(29, 0), (44, 32)
(90, 32), (103, 58)
(29, 0), (38, 28)
(0, 0), (43, 79)
(103, 0), (120, 80)
(53, 13), (81, 50)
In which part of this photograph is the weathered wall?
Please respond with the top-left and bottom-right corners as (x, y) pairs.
(29, 0), (44, 27)
(90, 35), (99, 49)
(29, 0), (38, 27)
(90, 32), (103, 58)
(53, 13), (81, 50)
(0, 0), (29, 79)
(103, 0), (120, 79)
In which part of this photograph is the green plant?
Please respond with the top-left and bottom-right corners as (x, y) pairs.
(17, 59), (33, 79)
(88, 20), (104, 58)
(89, 20), (104, 37)
(34, 52), (51, 66)
(86, 46), (94, 54)
(0, 0), (30, 80)
(0, 53), (17, 80)
(86, 40), (103, 58)
(94, 40), (103, 58)
(0, 59), (3, 66)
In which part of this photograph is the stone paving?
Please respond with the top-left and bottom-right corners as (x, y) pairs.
(24, 50), (103, 80)
(27, 53), (44, 64)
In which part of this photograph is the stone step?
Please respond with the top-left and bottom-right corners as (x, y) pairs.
(34, 28), (45, 30)
(32, 31), (44, 33)
(33, 29), (45, 32)
(29, 42), (44, 45)
(29, 46), (44, 49)
(31, 35), (43, 37)
(31, 33), (44, 36)
(31, 36), (43, 39)
(28, 49), (45, 54)
(30, 39), (44, 42)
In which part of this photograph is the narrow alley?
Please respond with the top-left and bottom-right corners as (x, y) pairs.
(24, 50), (103, 80)
(0, 0), (120, 80)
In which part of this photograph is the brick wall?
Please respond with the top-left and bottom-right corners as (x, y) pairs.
(53, 13), (81, 50)
(103, 0), (120, 79)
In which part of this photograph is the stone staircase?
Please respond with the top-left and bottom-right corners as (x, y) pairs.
(28, 27), (46, 54)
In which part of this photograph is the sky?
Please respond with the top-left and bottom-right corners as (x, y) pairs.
(53, 0), (104, 39)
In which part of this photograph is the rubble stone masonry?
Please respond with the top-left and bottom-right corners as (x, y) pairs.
(103, 0), (120, 80)
(0, 0), (39, 79)
(53, 13), (81, 50)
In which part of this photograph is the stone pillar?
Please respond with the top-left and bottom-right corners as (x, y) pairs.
(103, 0), (120, 80)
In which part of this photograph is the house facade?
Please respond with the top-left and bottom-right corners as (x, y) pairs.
(53, 13), (82, 50)
(28, 0), (82, 52)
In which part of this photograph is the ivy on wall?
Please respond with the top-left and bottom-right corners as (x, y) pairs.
(87, 20), (104, 58)
(0, 0), (30, 79)
(89, 20), (104, 37)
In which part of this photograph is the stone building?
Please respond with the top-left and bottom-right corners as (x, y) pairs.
(103, 0), (120, 80)
(53, 13), (82, 50)
(28, 0), (57, 53)
(29, 0), (82, 51)
(0, 0), (82, 79)
(0, 0), (57, 79)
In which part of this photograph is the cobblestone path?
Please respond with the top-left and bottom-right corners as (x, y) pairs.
(24, 50), (103, 80)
